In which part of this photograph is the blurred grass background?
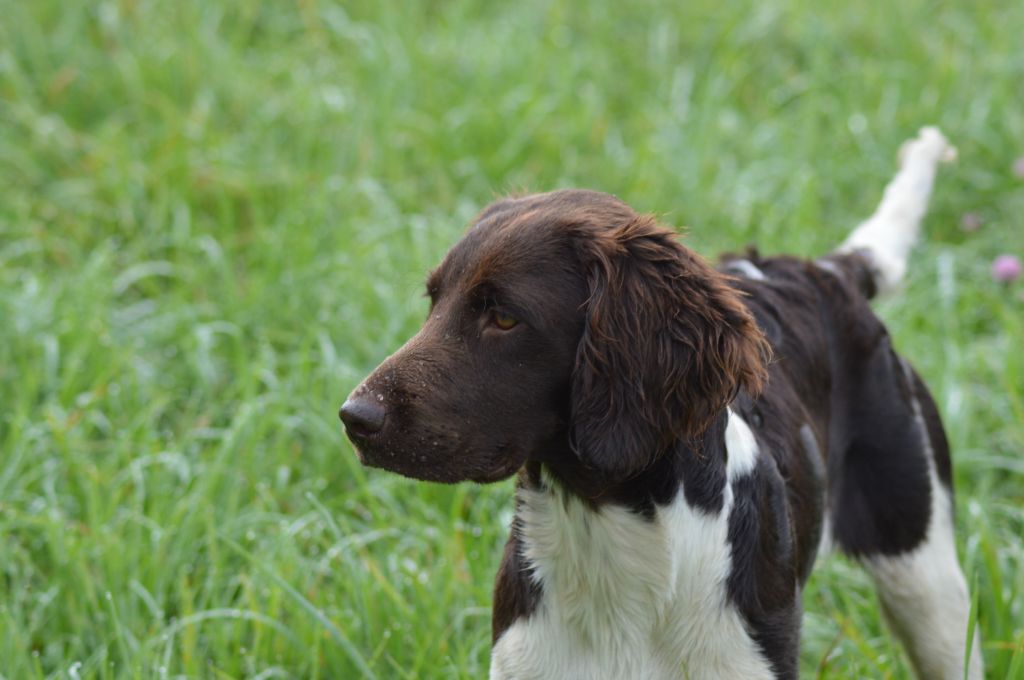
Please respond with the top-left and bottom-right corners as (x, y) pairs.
(1, 0), (1022, 677)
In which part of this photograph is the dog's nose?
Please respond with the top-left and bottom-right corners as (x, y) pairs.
(339, 396), (386, 437)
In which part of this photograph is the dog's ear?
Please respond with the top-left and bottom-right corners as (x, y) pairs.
(570, 215), (770, 479)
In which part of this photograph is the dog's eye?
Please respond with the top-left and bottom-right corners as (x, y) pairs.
(491, 311), (518, 330)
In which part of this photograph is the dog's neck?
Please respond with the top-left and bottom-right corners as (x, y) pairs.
(526, 410), (732, 517)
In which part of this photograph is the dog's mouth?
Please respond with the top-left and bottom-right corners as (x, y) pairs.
(345, 435), (412, 475)
(356, 445), (451, 482)
(352, 444), (393, 471)
(341, 424), (382, 470)
(342, 424), (393, 468)
(471, 456), (524, 484)
(347, 434), (525, 485)
(348, 440), (369, 464)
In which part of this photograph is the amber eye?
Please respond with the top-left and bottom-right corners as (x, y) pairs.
(492, 311), (518, 330)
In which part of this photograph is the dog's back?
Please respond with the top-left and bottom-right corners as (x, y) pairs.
(716, 128), (980, 680)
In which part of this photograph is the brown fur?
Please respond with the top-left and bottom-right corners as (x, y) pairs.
(569, 211), (770, 477)
(342, 189), (769, 488)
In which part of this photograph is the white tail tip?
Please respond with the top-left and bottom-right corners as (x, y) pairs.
(898, 126), (958, 167)
(838, 126), (956, 296)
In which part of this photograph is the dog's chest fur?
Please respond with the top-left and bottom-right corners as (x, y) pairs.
(490, 413), (775, 680)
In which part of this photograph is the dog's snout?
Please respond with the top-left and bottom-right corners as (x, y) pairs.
(339, 395), (386, 438)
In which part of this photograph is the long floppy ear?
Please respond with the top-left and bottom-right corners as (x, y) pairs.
(570, 215), (770, 479)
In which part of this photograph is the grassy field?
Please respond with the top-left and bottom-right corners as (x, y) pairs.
(2, 0), (1022, 677)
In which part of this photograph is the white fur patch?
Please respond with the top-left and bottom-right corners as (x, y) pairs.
(724, 259), (767, 281)
(813, 258), (844, 279)
(490, 414), (772, 680)
(837, 126), (955, 295)
(725, 409), (759, 480)
(863, 363), (982, 679)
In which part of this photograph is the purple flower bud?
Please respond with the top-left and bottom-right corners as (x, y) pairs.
(991, 254), (1022, 283)
(1014, 157), (1024, 179)
(960, 213), (983, 232)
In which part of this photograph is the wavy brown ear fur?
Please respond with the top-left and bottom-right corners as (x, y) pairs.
(570, 213), (770, 479)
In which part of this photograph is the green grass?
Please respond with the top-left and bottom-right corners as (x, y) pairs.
(1, 0), (1022, 677)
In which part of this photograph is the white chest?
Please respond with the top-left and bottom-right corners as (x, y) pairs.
(490, 412), (775, 680)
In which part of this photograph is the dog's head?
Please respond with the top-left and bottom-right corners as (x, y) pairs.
(340, 190), (768, 484)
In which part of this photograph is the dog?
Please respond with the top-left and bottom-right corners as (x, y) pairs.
(339, 127), (982, 680)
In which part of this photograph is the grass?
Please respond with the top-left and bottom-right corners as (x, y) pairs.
(1, 0), (1022, 677)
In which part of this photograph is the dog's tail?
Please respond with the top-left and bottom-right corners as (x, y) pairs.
(829, 126), (957, 299)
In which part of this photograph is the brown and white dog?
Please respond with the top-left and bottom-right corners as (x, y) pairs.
(340, 128), (981, 679)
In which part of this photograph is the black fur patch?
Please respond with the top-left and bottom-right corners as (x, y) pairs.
(727, 455), (801, 679)
(492, 484), (544, 643)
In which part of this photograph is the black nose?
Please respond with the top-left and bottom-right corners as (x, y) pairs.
(339, 396), (386, 438)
